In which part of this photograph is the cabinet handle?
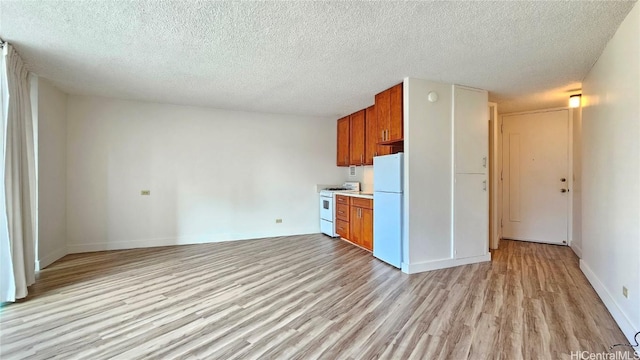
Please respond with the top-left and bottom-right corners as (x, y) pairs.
(483, 180), (487, 191)
(482, 157), (487, 168)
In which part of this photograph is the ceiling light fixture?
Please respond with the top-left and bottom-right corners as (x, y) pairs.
(569, 94), (581, 108)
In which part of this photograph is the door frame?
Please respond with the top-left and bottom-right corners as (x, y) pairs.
(496, 107), (575, 248)
(489, 103), (499, 250)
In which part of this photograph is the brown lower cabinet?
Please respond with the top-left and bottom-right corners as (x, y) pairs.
(335, 195), (373, 251)
(336, 219), (349, 239)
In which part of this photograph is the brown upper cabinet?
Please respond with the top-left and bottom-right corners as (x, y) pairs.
(337, 116), (350, 167)
(375, 83), (403, 144)
(349, 110), (366, 166)
(337, 81), (403, 167)
(365, 106), (379, 164)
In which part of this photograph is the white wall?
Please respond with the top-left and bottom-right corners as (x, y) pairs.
(66, 95), (343, 252)
(37, 78), (68, 269)
(580, 2), (639, 343)
(403, 78), (455, 266)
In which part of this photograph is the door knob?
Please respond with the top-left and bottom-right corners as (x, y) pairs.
(561, 189), (567, 193)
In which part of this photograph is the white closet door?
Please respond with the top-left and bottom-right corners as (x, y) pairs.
(454, 174), (488, 259)
(454, 86), (489, 174)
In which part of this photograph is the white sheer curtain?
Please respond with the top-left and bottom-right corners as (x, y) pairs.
(0, 43), (37, 302)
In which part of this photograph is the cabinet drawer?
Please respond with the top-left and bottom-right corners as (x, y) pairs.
(336, 219), (350, 239)
(351, 197), (373, 209)
(336, 195), (350, 205)
(336, 203), (349, 222)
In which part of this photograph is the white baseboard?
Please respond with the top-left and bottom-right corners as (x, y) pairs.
(580, 260), (638, 343)
(36, 247), (68, 270)
(67, 229), (318, 254)
(402, 253), (492, 274)
(570, 243), (582, 258)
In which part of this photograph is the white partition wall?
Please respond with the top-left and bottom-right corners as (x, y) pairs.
(402, 79), (491, 274)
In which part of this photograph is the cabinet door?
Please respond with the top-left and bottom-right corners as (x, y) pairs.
(349, 110), (365, 165)
(337, 116), (350, 166)
(336, 116), (349, 166)
(350, 206), (362, 245)
(336, 219), (350, 240)
(365, 105), (377, 165)
(378, 145), (392, 157)
(361, 208), (373, 251)
(351, 197), (372, 209)
(454, 174), (488, 259)
(375, 90), (390, 143)
(336, 203), (349, 222)
(454, 86), (488, 174)
(336, 195), (350, 206)
(388, 83), (403, 142)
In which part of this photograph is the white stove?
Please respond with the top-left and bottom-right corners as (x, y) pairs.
(320, 182), (360, 237)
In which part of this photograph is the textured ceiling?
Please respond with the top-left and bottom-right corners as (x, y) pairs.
(0, 1), (636, 116)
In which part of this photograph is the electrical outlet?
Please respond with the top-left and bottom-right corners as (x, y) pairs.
(275, 219), (282, 224)
(141, 190), (150, 196)
(622, 286), (628, 298)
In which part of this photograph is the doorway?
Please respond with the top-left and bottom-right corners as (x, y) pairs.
(500, 109), (571, 245)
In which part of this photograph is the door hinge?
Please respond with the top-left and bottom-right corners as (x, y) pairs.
(500, 123), (503, 133)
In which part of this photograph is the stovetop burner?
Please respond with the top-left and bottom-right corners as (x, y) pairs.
(324, 187), (348, 191)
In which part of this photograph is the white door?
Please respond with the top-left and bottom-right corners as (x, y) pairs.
(454, 174), (488, 259)
(454, 86), (489, 174)
(502, 109), (569, 245)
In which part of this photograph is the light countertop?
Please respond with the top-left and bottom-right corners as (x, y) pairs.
(334, 191), (374, 199)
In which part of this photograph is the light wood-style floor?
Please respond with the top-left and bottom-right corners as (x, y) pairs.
(0, 235), (631, 359)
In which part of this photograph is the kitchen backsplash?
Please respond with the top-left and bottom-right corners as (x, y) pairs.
(347, 165), (374, 193)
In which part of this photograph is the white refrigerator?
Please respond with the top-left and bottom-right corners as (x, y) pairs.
(373, 153), (403, 268)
